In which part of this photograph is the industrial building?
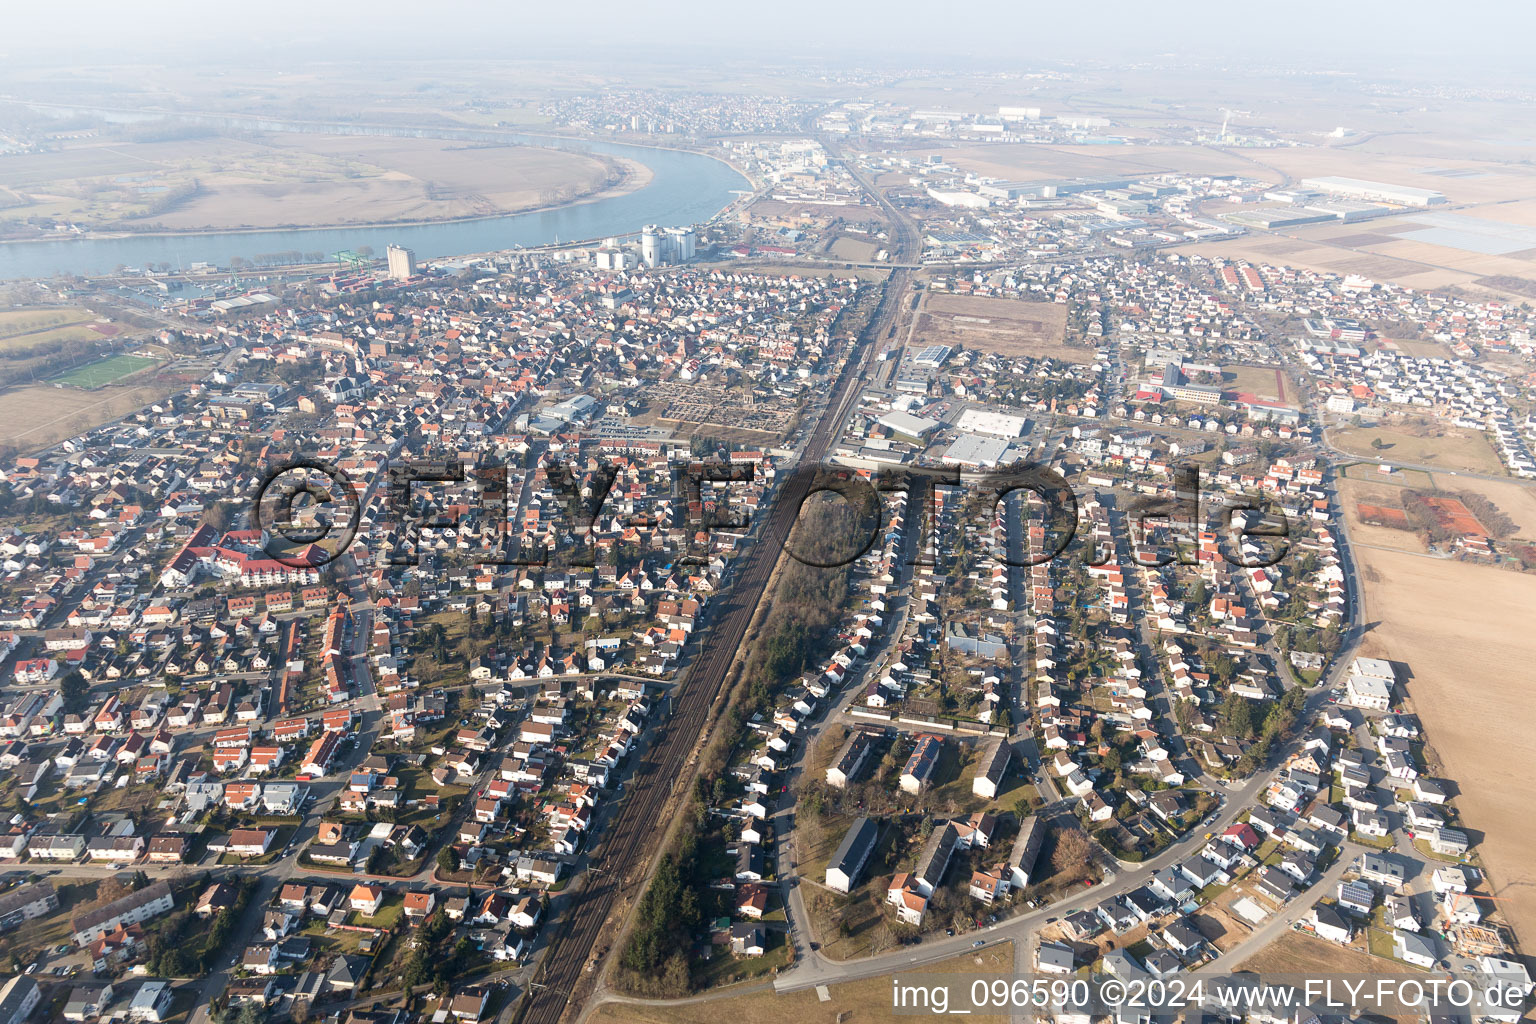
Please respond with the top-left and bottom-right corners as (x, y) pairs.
(1299, 177), (1446, 207)
(943, 433), (1013, 469)
(910, 344), (954, 369)
(528, 394), (599, 435)
(640, 224), (697, 266)
(594, 247), (631, 271)
(956, 408), (1027, 438)
(1221, 208), (1335, 230)
(876, 410), (941, 441)
(926, 188), (991, 209)
(386, 244), (417, 281)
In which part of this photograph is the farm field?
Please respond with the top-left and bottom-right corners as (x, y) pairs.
(1186, 234), (1496, 294)
(51, 354), (158, 389)
(1180, 147), (1536, 298)
(0, 381), (172, 451)
(917, 293), (1082, 362)
(0, 133), (642, 234)
(1353, 548), (1536, 954)
(1330, 423), (1506, 476)
(0, 306), (95, 340)
(587, 942), (1016, 1024)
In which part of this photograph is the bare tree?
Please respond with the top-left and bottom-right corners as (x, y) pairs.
(1051, 826), (1093, 879)
(869, 921), (895, 955)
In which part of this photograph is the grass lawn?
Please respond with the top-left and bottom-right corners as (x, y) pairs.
(1222, 364), (1286, 400)
(356, 898), (405, 931)
(1364, 924), (1424, 968)
(0, 879), (97, 965)
(1332, 424), (1506, 476)
(693, 929), (793, 990)
(1411, 838), (1467, 864)
(923, 740), (992, 816)
(1238, 930), (1394, 975)
(1351, 831), (1395, 850)
(50, 354), (157, 389)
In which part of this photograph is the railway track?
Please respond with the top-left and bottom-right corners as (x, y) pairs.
(516, 264), (911, 1024)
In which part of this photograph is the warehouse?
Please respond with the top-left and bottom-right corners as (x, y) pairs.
(910, 344), (954, 369)
(956, 408), (1027, 438)
(1299, 176), (1446, 207)
(944, 433), (1013, 469)
(877, 410), (941, 442)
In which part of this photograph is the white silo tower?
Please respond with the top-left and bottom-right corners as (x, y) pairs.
(641, 226), (663, 266)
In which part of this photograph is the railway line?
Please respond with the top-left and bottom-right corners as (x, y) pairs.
(516, 149), (920, 1024)
(516, 275), (910, 1024)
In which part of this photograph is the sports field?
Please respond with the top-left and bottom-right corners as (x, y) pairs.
(1222, 364), (1286, 402)
(50, 354), (158, 389)
(1337, 476), (1430, 553)
(1423, 474), (1536, 540)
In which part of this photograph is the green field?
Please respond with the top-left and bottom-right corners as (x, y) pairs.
(50, 354), (157, 389)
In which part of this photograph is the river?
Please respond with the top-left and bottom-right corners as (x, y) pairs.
(0, 125), (750, 281)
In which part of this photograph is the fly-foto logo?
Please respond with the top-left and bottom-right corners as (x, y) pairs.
(250, 456), (1292, 571)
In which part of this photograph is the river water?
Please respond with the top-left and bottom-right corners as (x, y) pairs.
(0, 127), (749, 280)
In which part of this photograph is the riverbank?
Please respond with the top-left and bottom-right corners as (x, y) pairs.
(0, 150), (655, 246)
(0, 126), (746, 280)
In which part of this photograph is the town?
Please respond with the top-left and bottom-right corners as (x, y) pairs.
(1, 29), (1536, 1024)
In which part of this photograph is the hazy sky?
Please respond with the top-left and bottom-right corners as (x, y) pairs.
(6, 0), (1534, 79)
